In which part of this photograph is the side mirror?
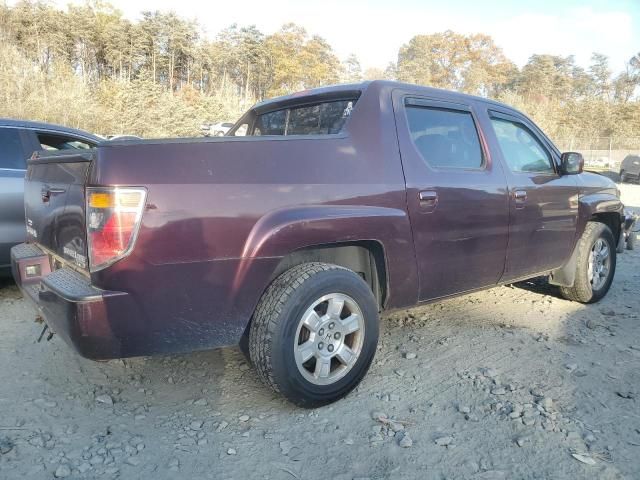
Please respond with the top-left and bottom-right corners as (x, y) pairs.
(560, 152), (584, 175)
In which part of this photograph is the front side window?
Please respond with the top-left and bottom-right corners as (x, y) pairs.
(252, 99), (356, 136)
(490, 119), (554, 173)
(405, 106), (483, 169)
(0, 128), (26, 169)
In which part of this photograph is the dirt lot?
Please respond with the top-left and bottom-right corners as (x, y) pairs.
(1, 184), (639, 480)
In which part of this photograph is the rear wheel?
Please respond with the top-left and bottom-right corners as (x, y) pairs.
(560, 222), (616, 303)
(249, 262), (379, 407)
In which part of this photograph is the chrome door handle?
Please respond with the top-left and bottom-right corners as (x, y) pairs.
(418, 190), (438, 213)
(514, 190), (527, 209)
(419, 190), (438, 202)
(514, 190), (527, 200)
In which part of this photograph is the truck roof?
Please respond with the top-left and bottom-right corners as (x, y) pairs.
(252, 80), (518, 114)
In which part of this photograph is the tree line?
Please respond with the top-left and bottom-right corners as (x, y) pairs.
(0, 1), (638, 141)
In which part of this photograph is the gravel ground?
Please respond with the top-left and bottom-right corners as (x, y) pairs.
(1, 184), (639, 480)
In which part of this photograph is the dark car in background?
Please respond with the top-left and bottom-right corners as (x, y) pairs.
(620, 154), (640, 183)
(0, 119), (100, 275)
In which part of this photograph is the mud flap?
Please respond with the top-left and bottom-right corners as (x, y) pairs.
(548, 244), (579, 288)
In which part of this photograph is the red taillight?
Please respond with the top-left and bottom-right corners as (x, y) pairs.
(86, 187), (146, 271)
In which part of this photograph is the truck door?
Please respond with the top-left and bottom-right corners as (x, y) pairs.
(484, 110), (579, 281)
(393, 93), (510, 301)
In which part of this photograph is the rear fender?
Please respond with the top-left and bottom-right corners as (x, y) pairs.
(234, 205), (418, 309)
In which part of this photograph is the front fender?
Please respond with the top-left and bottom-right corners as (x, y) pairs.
(236, 204), (418, 309)
(580, 192), (624, 216)
(577, 192), (624, 240)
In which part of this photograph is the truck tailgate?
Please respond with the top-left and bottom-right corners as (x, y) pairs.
(25, 150), (93, 270)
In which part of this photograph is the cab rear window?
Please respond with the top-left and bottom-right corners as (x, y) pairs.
(252, 99), (356, 136)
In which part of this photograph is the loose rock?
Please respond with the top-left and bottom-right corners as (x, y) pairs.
(0, 436), (13, 455)
(54, 464), (72, 478)
(95, 394), (114, 406)
(539, 397), (553, 410)
(434, 435), (454, 446)
(571, 453), (596, 466)
(398, 433), (413, 448)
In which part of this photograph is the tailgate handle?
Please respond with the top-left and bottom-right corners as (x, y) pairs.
(41, 186), (66, 202)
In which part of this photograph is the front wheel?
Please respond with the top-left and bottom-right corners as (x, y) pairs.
(249, 263), (379, 407)
(560, 222), (616, 303)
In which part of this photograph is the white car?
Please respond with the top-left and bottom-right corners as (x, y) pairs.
(202, 122), (235, 137)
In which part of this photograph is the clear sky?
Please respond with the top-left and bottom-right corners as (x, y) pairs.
(53, 0), (639, 72)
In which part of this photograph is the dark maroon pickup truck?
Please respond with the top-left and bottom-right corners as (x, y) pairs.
(11, 81), (625, 406)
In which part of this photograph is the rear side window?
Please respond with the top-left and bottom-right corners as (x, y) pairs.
(0, 128), (26, 169)
(490, 119), (554, 173)
(255, 110), (286, 135)
(252, 99), (356, 136)
(405, 106), (483, 169)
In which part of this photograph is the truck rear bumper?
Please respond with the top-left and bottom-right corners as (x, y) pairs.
(11, 243), (130, 360)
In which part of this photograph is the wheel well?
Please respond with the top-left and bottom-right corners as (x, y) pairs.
(271, 241), (388, 309)
(239, 241), (388, 357)
(591, 212), (621, 243)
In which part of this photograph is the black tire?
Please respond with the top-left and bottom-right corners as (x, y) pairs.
(249, 262), (379, 407)
(620, 170), (626, 183)
(560, 222), (616, 303)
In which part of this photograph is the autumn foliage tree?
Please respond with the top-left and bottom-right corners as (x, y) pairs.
(0, 1), (638, 142)
(396, 31), (516, 96)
